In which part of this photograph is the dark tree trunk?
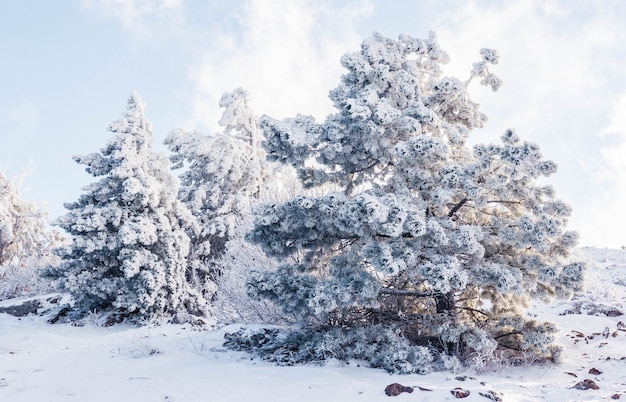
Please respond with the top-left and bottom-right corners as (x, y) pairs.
(434, 291), (459, 354)
(435, 291), (455, 314)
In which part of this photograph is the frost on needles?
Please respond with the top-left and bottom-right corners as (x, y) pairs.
(232, 32), (586, 373)
(0, 171), (59, 300)
(164, 88), (268, 301)
(45, 93), (206, 321)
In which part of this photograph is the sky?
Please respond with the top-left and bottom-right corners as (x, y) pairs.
(1, 0), (625, 248)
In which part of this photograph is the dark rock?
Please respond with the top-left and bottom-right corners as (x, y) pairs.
(604, 308), (623, 317)
(103, 314), (125, 327)
(46, 295), (62, 304)
(45, 304), (71, 324)
(451, 387), (470, 398)
(385, 383), (414, 396)
(588, 367), (603, 375)
(572, 379), (599, 390)
(169, 313), (206, 326)
(560, 302), (623, 317)
(0, 299), (41, 317)
(479, 390), (503, 402)
(612, 394), (621, 400)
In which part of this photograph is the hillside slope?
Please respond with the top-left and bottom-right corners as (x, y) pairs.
(1, 247), (625, 401)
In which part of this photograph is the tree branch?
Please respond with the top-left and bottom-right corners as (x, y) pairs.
(458, 306), (490, 318)
(486, 200), (521, 205)
(379, 288), (435, 298)
(448, 198), (468, 217)
(494, 331), (522, 340)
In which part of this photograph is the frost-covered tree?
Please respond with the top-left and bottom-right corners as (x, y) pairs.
(165, 88), (267, 298)
(45, 93), (205, 321)
(239, 32), (585, 372)
(0, 170), (59, 299)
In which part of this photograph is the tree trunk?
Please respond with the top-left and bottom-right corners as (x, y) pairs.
(435, 291), (458, 355)
(435, 291), (455, 314)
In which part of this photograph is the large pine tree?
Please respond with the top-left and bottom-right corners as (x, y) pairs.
(238, 32), (585, 372)
(47, 93), (205, 321)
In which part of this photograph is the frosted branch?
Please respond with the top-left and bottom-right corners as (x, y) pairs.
(379, 288), (435, 298)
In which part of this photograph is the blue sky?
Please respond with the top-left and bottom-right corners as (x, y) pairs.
(1, 0), (625, 248)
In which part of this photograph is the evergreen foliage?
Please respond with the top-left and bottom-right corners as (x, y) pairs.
(0, 170), (58, 299)
(224, 325), (433, 374)
(45, 93), (205, 320)
(241, 32), (585, 370)
(164, 88), (267, 299)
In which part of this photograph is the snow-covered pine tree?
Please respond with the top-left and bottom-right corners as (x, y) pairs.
(239, 32), (585, 372)
(0, 170), (59, 299)
(45, 93), (205, 321)
(164, 88), (267, 299)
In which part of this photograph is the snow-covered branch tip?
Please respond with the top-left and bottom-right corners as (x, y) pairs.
(465, 48), (502, 91)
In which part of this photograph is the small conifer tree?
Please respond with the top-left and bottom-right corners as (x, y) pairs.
(46, 93), (205, 321)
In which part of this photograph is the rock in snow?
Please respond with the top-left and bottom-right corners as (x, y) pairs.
(384, 383), (413, 396)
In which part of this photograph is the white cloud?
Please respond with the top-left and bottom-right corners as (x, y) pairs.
(432, 1), (607, 123)
(425, 0), (626, 247)
(581, 92), (626, 248)
(187, 0), (373, 132)
(80, 0), (184, 36)
(601, 93), (626, 169)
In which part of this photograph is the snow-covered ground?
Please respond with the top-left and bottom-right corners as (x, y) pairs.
(1, 247), (625, 402)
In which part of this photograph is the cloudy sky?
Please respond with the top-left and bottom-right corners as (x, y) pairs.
(1, 0), (625, 248)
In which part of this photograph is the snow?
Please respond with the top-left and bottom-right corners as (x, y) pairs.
(2, 247), (626, 401)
